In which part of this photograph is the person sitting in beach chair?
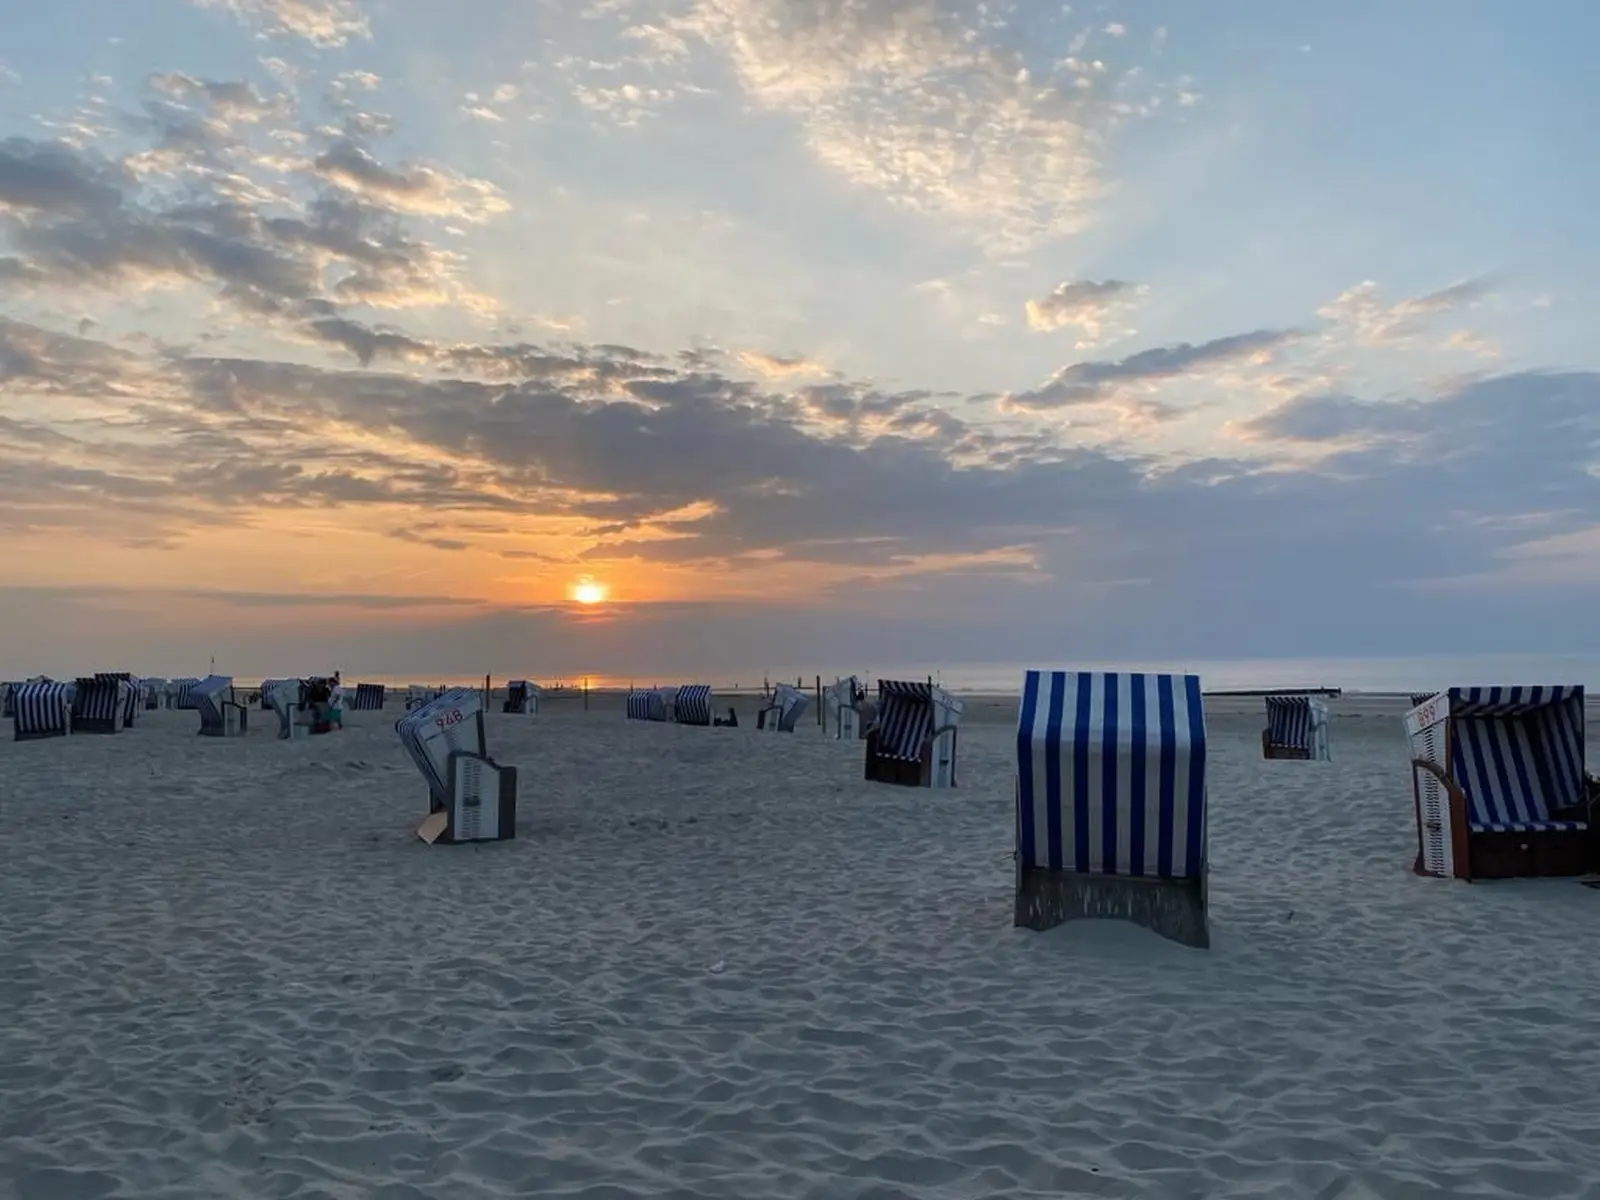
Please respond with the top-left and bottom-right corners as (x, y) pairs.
(1405, 687), (1597, 880)
(864, 680), (963, 788)
(1261, 695), (1330, 760)
(714, 706), (739, 727)
(395, 687), (519, 845)
(757, 683), (810, 732)
(1015, 670), (1210, 949)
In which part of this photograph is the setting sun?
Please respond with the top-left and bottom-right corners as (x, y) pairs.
(570, 579), (608, 605)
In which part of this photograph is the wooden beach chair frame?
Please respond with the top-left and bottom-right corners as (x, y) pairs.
(1407, 688), (1597, 881)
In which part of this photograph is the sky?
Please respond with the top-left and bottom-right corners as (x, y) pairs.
(1, 0), (1598, 681)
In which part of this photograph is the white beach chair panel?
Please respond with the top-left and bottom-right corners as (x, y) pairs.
(191, 675), (238, 734)
(1405, 694), (1455, 877)
(395, 687), (486, 800)
(1018, 670), (1207, 880)
(762, 683), (810, 732)
(825, 676), (862, 739)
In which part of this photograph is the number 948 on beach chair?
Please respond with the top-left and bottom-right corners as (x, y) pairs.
(395, 687), (519, 845)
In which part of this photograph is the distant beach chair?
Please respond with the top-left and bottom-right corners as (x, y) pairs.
(1015, 670), (1210, 949)
(626, 687), (669, 721)
(141, 678), (165, 710)
(1405, 687), (1595, 880)
(264, 677), (305, 739)
(405, 685), (433, 711)
(11, 681), (72, 741)
(70, 675), (133, 734)
(171, 678), (201, 710)
(1261, 695), (1330, 760)
(674, 684), (713, 727)
(0, 682), (11, 720)
(395, 687), (518, 844)
(259, 678), (297, 710)
(865, 680), (963, 788)
(347, 683), (386, 712)
(824, 676), (866, 740)
(757, 682), (810, 732)
(192, 675), (248, 737)
(502, 679), (538, 715)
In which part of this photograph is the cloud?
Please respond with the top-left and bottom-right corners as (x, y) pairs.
(1023, 279), (1139, 337)
(1318, 278), (1493, 347)
(1002, 329), (1302, 412)
(677, 0), (1158, 253)
(736, 350), (829, 379)
(0, 137), (126, 216)
(194, 0), (372, 47)
(311, 140), (510, 221)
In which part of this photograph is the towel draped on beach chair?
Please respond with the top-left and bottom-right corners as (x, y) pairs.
(757, 683), (810, 732)
(395, 687), (518, 844)
(1262, 695), (1330, 761)
(1015, 670), (1210, 948)
(865, 680), (962, 788)
(11, 681), (72, 741)
(1407, 687), (1595, 880)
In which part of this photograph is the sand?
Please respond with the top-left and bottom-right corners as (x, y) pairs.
(2, 690), (1599, 1198)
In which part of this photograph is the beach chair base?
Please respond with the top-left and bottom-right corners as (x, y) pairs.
(199, 703), (249, 738)
(1014, 866), (1210, 949)
(1261, 730), (1311, 760)
(71, 717), (121, 735)
(14, 727), (68, 743)
(864, 728), (958, 788)
(1415, 827), (1597, 881)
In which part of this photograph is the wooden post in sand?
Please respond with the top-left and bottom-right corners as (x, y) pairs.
(583, 677), (589, 711)
(483, 674), (490, 709)
(815, 675), (823, 727)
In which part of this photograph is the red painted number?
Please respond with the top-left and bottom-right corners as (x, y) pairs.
(434, 709), (464, 729)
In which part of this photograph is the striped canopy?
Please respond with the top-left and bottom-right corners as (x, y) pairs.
(1444, 686), (1586, 831)
(674, 684), (713, 726)
(1017, 671), (1207, 880)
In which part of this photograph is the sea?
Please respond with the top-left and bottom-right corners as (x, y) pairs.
(271, 654), (1600, 696)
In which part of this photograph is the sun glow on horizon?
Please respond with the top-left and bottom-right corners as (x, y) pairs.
(570, 578), (608, 605)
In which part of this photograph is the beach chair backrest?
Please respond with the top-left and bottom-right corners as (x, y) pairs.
(395, 687), (486, 801)
(1265, 695), (1311, 748)
(875, 680), (935, 760)
(774, 683), (809, 730)
(1444, 686), (1585, 828)
(1017, 670), (1207, 880)
(191, 675), (235, 729)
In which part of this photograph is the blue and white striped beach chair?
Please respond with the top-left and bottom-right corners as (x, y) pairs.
(865, 680), (963, 787)
(1262, 695), (1330, 761)
(171, 678), (201, 710)
(11, 681), (72, 741)
(347, 683), (385, 712)
(395, 687), (518, 844)
(758, 682), (810, 732)
(70, 675), (129, 734)
(1015, 671), (1210, 948)
(1405, 687), (1595, 880)
(192, 675), (247, 737)
(259, 678), (297, 710)
(626, 687), (668, 721)
(673, 684), (713, 727)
